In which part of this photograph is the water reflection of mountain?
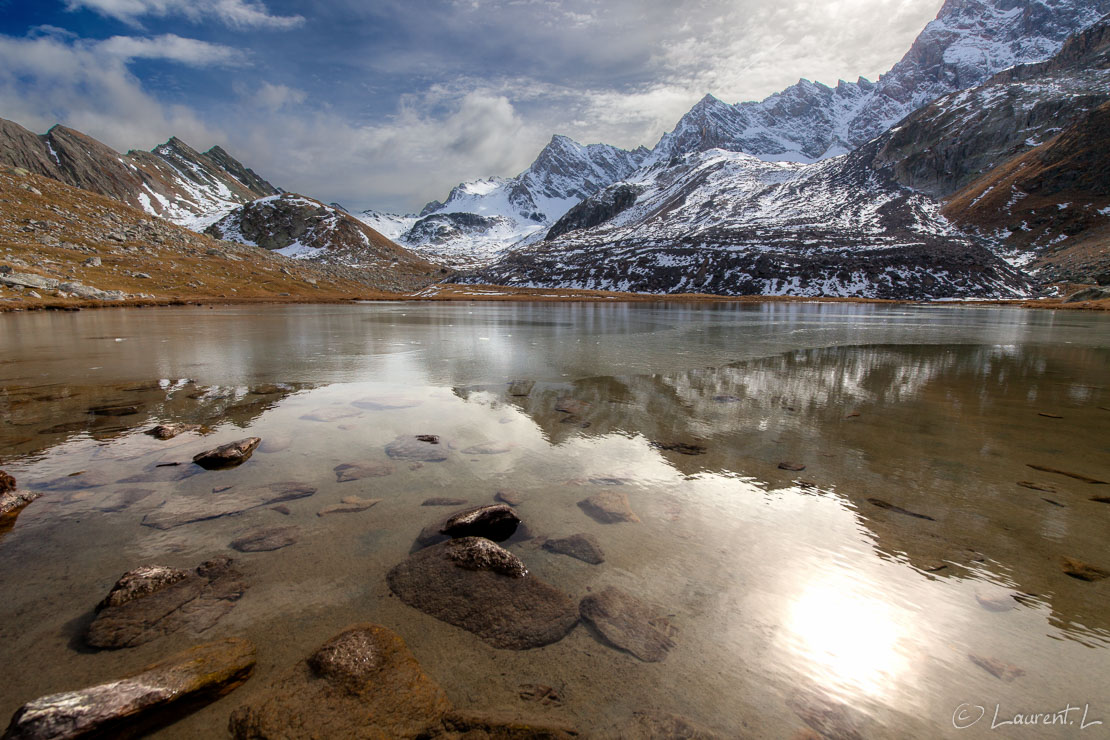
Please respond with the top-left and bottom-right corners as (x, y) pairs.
(0, 381), (307, 462)
(463, 342), (1110, 642)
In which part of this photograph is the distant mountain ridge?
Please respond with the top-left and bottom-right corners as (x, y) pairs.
(359, 134), (648, 268)
(0, 119), (278, 229)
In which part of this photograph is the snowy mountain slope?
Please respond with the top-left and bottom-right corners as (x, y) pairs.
(206, 193), (440, 291)
(0, 119), (278, 229)
(369, 135), (649, 268)
(648, 0), (1110, 165)
(467, 147), (1030, 299)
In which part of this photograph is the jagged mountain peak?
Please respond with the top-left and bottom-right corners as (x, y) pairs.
(649, 0), (1110, 165)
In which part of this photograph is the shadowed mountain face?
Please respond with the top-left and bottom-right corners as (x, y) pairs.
(0, 118), (278, 228)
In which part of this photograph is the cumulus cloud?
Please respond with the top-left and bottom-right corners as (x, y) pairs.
(225, 90), (542, 213)
(0, 31), (238, 150)
(65, 0), (304, 29)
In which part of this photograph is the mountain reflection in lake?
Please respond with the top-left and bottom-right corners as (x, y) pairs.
(1, 302), (1107, 738)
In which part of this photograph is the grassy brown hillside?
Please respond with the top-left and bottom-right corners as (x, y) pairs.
(0, 165), (437, 310)
(943, 100), (1110, 286)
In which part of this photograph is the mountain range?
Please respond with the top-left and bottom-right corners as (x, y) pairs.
(1, 0), (1108, 300)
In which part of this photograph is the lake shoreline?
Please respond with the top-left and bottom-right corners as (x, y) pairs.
(2, 282), (1107, 313)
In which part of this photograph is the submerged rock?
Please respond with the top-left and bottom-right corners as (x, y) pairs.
(92, 488), (154, 513)
(543, 534), (605, 565)
(494, 490), (523, 506)
(421, 497), (468, 506)
(86, 558), (247, 649)
(1061, 557), (1110, 582)
(3, 638), (256, 740)
(228, 623), (575, 739)
(460, 442), (513, 455)
(387, 540), (578, 650)
(606, 711), (724, 739)
(333, 462), (394, 483)
(969, 653), (1026, 682)
(866, 498), (935, 521)
(786, 687), (864, 740)
(778, 461), (806, 471)
(258, 436), (292, 454)
(652, 441), (707, 456)
(300, 407), (361, 423)
(230, 526), (299, 553)
(141, 482), (316, 530)
(317, 497), (381, 516)
(507, 380), (535, 397)
(192, 438), (261, 470)
(145, 423), (202, 440)
(351, 396), (422, 410)
(579, 587), (674, 662)
(227, 623), (450, 739)
(385, 436), (449, 462)
(0, 470), (16, 494)
(578, 492), (639, 524)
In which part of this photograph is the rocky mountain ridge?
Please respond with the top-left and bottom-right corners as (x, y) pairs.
(468, 147), (1029, 299)
(648, 0), (1110, 164)
(359, 135), (649, 268)
(0, 119), (278, 229)
(206, 194), (443, 290)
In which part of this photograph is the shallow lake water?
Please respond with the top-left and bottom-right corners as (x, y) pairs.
(1, 301), (1108, 738)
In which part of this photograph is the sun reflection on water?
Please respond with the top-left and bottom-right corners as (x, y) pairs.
(785, 573), (911, 702)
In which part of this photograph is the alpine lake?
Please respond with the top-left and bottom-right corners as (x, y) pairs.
(1, 301), (1108, 739)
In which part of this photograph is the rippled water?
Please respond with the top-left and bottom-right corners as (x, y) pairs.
(1, 302), (1108, 738)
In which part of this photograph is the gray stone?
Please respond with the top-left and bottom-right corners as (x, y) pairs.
(86, 558), (247, 649)
(333, 462), (394, 483)
(387, 540), (578, 650)
(141, 481), (316, 530)
(578, 491), (640, 524)
(2, 638), (256, 740)
(543, 534), (605, 564)
(230, 526), (299, 553)
(579, 587), (674, 662)
(385, 435), (449, 462)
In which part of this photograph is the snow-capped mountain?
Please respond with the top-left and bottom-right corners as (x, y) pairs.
(206, 193), (440, 291)
(467, 147), (1029, 299)
(360, 135), (648, 268)
(648, 0), (1110, 164)
(0, 119), (278, 229)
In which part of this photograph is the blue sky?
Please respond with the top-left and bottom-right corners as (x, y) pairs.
(0, 0), (943, 212)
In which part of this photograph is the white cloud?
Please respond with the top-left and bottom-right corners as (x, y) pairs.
(97, 34), (247, 65)
(0, 32), (238, 151)
(247, 82), (308, 111)
(65, 0), (305, 29)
